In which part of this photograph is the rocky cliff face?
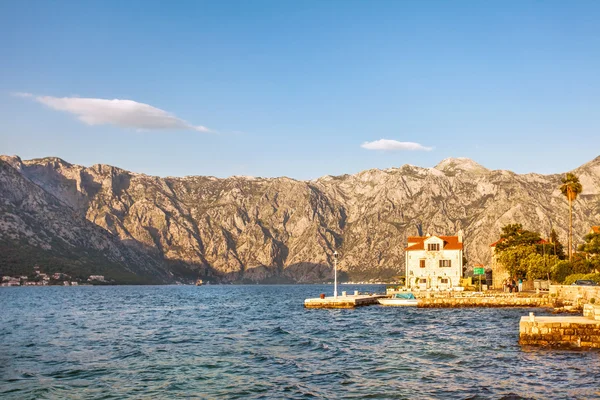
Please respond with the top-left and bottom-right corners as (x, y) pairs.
(0, 159), (174, 283)
(1, 154), (599, 283)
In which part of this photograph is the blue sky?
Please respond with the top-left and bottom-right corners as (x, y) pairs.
(1, 1), (599, 179)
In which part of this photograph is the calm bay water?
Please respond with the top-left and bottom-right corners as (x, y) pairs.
(1, 285), (599, 399)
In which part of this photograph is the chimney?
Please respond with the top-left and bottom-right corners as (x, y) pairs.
(457, 229), (464, 243)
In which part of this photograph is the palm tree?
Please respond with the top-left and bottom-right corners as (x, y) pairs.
(560, 173), (583, 262)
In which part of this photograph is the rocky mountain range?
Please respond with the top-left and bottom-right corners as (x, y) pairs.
(1, 154), (599, 283)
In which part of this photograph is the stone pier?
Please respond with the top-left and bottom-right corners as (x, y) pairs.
(519, 305), (600, 348)
(304, 294), (386, 309)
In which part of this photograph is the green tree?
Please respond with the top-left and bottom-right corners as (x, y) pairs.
(578, 232), (600, 272)
(494, 224), (542, 253)
(559, 173), (583, 262)
(522, 253), (559, 281)
(496, 244), (537, 278)
(494, 224), (560, 280)
(578, 232), (600, 255)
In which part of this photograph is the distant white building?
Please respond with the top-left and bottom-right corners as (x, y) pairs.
(88, 275), (105, 282)
(405, 232), (464, 290)
(1, 276), (21, 286)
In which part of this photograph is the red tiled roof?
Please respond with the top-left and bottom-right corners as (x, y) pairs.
(489, 238), (504, 247)
(592, 226), (600, 234)
(405, 235), (463, 251)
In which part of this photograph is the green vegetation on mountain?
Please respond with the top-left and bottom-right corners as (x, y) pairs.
(0, 240), (158, 284)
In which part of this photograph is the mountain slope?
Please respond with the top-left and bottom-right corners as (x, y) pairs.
(0, 159), (176, 283)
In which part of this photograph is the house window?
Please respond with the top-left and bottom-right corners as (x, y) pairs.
(441, 278), (449, 284)
(419, 259), (426, 268)
(427, 243), (440, 251)
(419, 279), (427, 284)
(439, 260), (451, 268)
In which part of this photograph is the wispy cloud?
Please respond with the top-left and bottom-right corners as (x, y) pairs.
(11, 92), (34, 98)
(12, 93), (210, 132)
(361, 139), (432, 151)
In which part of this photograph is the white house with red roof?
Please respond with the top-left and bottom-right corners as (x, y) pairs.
(405, 232), (464, 290)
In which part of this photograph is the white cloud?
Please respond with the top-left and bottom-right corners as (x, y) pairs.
(11, 92), (34, 98)
(361, 139), (432, 151)
(14, 93), (210, 132)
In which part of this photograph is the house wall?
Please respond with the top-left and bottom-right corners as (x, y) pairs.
(490, 249), (509, 289)
(405, 237), (463, 289)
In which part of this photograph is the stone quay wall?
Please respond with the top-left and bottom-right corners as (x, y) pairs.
(583, 304), (600, 320)
(550, 285), (600, 303)
(418, 297), (551, 308)
(519, 315), (600, 348)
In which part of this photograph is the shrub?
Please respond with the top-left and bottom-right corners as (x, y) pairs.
(590, 298), (596, 304)
(572, 258), (595, 274)
(552, 261), (572, 283)
(563, 273), (588, 285)
(563, 273), (600, 285)
(583, 273), (600, 283)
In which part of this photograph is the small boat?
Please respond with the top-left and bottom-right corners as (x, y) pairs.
(195, 279), (203, 286)
(378, 292), (418, 306)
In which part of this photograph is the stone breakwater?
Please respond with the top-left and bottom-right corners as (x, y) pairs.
(583, 303), (600, 320)
(519, 304), (600, 348)
(418, 296), (552, 308)
(519, 316), (600, 348)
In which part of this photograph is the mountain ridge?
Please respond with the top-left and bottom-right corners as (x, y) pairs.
(1, 154), (599, 283)
(5, 154), (599, 182)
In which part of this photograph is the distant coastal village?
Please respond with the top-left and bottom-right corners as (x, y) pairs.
(1, 265), (107, 287)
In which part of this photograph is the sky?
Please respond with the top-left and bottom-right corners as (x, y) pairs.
(1, 0), (599, 179)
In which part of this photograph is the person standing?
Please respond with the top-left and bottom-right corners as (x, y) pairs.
(518, 278), (523, 293)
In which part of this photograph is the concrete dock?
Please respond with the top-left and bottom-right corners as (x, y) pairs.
(304, 294), (387, 309)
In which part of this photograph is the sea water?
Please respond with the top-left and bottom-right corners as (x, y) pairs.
(1, 285), (599, 399)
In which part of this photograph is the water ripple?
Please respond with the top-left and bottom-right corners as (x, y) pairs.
(1, 285), (599, 399)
